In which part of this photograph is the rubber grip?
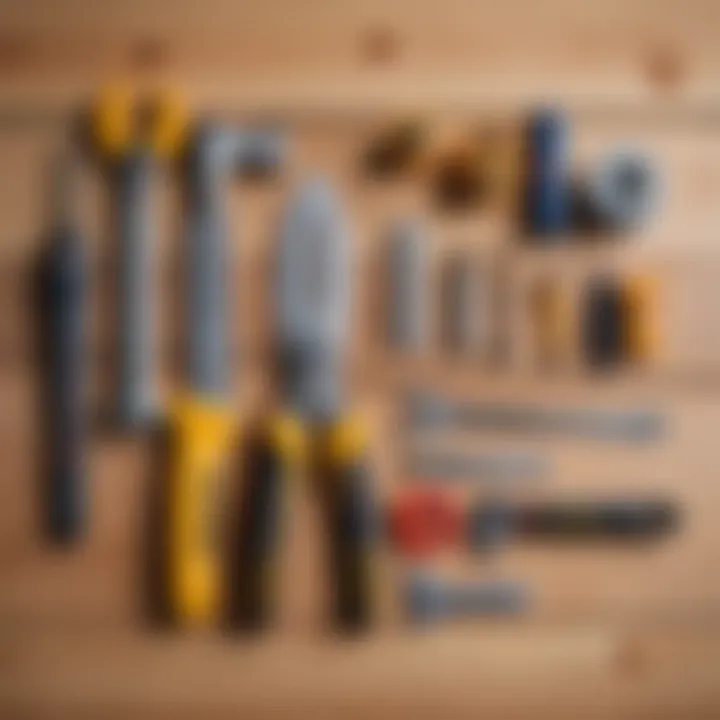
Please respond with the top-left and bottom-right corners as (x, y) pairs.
(113, 151), (158, 429)
(165, 397), (235, 625)
(233, 436), (288, 630)
(322, 450), (376, 632)
(40, 231), (86, 544)
(518, 499), (679, 539)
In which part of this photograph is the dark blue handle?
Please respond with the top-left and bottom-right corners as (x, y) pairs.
(42, 230), (86, 544)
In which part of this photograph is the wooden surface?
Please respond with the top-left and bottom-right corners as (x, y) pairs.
(1, 2), (720, 718)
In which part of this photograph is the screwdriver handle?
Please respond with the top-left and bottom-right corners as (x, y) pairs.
(321, 418), (377, 632)
(165, 396), (236, 625)
(41, 230), (86, 544)
(114, 151), (158, 429)
(518, 499), (679, 539)
(233, 415), (303, 630)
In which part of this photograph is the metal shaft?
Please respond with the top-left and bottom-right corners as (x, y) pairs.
(385, 219), (427, 352)
(185, 124), (284, 396)
(407, 391), (664, 443)
(114, 150), (157, 428)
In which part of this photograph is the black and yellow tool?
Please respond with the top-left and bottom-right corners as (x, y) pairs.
(91, 83), (186, 430)
(157, 124), (284, 627)
(621, 274), (659, 364)
(234, 179), (377, 633)
(582, 274), (659, 370)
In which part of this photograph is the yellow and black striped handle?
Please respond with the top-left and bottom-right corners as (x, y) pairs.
(233, 414), (304, 630)
(319, 417), (377, 632)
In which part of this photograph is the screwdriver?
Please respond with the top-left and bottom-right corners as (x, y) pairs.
(38, 150), (87, 545)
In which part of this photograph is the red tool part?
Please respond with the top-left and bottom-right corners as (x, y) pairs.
(388, 489), (464, 557)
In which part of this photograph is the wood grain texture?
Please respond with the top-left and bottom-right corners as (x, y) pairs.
(1, 2), (720, 718)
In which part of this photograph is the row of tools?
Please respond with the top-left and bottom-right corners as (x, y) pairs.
(366, 107), (661, 235)
(386, 222), (659, 368)
(37, 87), (679, 632)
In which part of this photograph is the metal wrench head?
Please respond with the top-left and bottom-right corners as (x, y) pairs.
(275, 178), (351, 421)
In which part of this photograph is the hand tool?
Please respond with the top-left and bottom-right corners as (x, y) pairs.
(469, 498), (679, 551)
(621, 275), (659, 364)
(162, 123), (284, 626)
(582, 276), (624, 369)
(531, 275), (574, 370)
(92, 84), (186, 430)
(364, 121), (425, 177)
(582, 148), (661, 232)
(385, 219), (428, 352)
(235, 179), (377, 633)
(388, 488), (464, 557)
(406, 572), (528, 625)
(522, 107), (571, 238)
(406, 390), (664, 443)
(442, 254), (481, 354)
(406, 448), (547, 484)
(37, 149), (87, 544)
(489, 251), (513, 367)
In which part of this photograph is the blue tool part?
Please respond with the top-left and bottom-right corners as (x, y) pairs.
(523, 107), (571, 238)
(406, 572), (528, 624)
(40, 151), (87, 544)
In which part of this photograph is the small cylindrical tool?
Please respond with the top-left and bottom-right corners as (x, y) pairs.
(582, 276), (624, 369)
(442, 254), (482, 354)
(385, 220), (428, 352)
(531, 275), (574, 370)
(522, 107), (571, 239)
(38, 150), (87, 544)
(621, 275), (659, 364)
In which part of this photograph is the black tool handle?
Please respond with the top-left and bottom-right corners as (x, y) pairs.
(322, 448), (376, 632)
(233, 427), (290, 630)
(518, 499), (679, 539)
(41, 230), (86, 544)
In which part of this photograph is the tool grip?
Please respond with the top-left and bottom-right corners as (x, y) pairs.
(114, 152), (157, 428)
(41, 232), (86, 543)
(165, 398), (235, 625)
(233, 417), (301, 630)
(518, 499), (679, 539)
(321, 422), (376, 632)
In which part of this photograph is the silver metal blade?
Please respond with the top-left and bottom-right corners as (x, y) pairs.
(275, 178), (350, 419)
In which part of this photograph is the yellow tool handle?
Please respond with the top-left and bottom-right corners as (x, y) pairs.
(165, 395), (236, 626)
(92, 83), (187, 158)
(320, 416), (377, 632)
(622, 275), (659, 364)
